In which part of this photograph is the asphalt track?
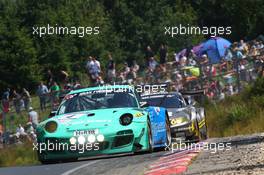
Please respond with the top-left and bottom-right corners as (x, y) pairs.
(2, 134), (262, 175)
(0, 151), (166, 175)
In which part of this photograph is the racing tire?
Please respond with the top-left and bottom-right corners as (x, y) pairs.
(194, 120), (202, 142)
(165, 115), (172, 149)
(200, 113), (208, 140)
(147, 119), (154, 152)
(39, 158), (58, 164)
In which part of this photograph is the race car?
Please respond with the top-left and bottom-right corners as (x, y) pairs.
(36, 85), (171, 163)
(141, 91), (207, 142)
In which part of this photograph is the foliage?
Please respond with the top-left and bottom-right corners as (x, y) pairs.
(0, 0), (264, 91)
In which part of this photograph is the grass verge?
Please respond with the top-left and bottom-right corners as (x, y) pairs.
(206, 77), (264, 137)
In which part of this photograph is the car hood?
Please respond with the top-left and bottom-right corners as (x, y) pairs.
(166, 108), (190, 119)
(43, 108), (146, 131)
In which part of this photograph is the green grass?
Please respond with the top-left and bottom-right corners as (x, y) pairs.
(0, 142), (39, 167)
(206, 77), (264, 137)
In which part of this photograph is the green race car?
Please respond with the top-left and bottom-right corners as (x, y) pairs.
(36, 85), (171, 163)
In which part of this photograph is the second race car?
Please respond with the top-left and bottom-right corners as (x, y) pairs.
(141, 91), (207, 142)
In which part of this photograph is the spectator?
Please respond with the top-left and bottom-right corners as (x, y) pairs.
(60, 70), (69, 84)
(249, 46), (260, 57)
(25, 122), (37, 142)
(174, 53), (180, 67)
(1, 88), (10, 113)
(225, 48), (233, 61)
(145, 46), (154, 66)
(122, 62), (130, 79)
(131, 60), (140, 73)
(37, 82), (49, 111)
(2, 88), (10, 101)
(129, 68), (137, 83)
(15, 124), (27, 139)
(50, 82), (60, 110)
(159, 44), (167, 66)
(22, 88), (31, 111)
(86, 56), (101, 84)
(256, 41), (264, 49)
(28, 107), (39, 129)
(148, 57), (158, 71)
(106, 53), (116, 84)
(45, 69), (54, 88)
(117, 72), (126, 84)
(180, 56), (187, 67)
(12, 90), (22, 114)
(238, 40), (246, 52)
(200, 54), (209, 65)
(129, 60), (140, 83)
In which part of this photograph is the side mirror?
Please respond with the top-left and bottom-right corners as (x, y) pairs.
(140, 101), (149, 108)
(48, 111), (57, 118)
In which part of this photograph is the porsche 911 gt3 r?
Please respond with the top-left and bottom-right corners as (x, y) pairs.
(36, 85), (171, 163)
(141, 92), (207, 142)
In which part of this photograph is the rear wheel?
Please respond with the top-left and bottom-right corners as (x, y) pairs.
(200, 118), (208, 140)
(147, 119), (154, 152)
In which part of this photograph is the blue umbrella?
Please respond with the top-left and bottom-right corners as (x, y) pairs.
(200, 37), (231, 64)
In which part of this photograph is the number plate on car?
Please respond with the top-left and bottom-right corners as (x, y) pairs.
(73, 129), (99, 136)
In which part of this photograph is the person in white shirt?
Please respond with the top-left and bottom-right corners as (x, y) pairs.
(28, 107), (39, 129)
(15, 124), (27, 138)
(86, 56), (101, 82)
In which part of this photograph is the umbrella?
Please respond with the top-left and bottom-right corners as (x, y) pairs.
(200, 37), (231, 64)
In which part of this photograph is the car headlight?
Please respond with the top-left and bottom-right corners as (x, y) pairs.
(45, 121), (58, 133)
(119, 113), (133, 126)
(170, 117), (189, 126)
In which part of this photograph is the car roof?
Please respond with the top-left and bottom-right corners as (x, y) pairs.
(69, 85), (133, 94)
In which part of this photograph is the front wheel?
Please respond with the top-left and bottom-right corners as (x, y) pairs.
(165, 115), (172, 148)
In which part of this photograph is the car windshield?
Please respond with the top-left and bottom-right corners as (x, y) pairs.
(57, 90), (138, 115)
(142, 94), (185, 108)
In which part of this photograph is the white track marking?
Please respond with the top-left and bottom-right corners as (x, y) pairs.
(61, 160), (99, 175)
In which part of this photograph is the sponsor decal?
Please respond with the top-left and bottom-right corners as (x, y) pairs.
(154, 107), (160, 115)
(134, 112), (144, 118)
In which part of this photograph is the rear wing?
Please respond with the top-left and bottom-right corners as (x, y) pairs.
(180, 89), (205, 96)
(180, 89), (206, 105)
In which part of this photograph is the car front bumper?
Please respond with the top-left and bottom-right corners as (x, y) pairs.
(170, 121), (196, 138)
(37, 123), (149, 161)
